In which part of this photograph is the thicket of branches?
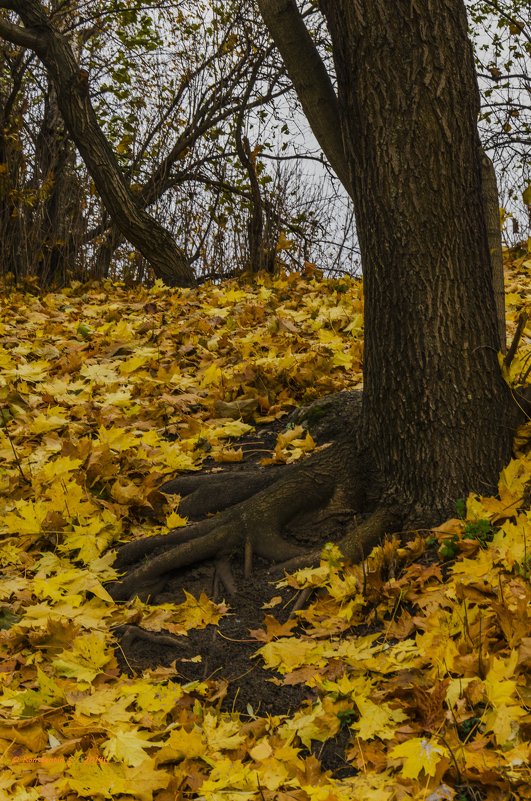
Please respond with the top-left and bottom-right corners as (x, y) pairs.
(0, 0), (529, 287)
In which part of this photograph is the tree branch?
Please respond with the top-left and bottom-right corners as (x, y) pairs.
(0, 13), (44, 50)
(256, 0), (352, 196)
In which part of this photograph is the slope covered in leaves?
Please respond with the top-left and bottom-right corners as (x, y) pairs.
(0, 251), (529, 801)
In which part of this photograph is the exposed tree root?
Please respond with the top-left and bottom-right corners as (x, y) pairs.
(114, 625), (183, 650)
(112, 381), (518, 603)
(159, 463), (289, 518)
(273, 506), (402, 575)
(107, 383), (530, 604)
(108, 426), (399, 602)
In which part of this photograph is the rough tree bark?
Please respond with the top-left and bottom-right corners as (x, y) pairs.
(0, 0), (195, 287)
(319, 0), (513, 526)
(33, 82), (85, 285)
(0, 41), (27, 281)
(106, 1), (522, 602)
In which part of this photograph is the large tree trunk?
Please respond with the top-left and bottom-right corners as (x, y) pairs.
(319, 0), (512, 521)
(0, 0), (195, 287)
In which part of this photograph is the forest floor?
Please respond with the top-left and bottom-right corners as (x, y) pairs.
(116, 417), (355, 772)
(0, 249), (530, 801)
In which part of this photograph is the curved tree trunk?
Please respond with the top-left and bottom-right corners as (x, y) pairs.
(0, 0), (195, 287)
(319, 0), (512, 521)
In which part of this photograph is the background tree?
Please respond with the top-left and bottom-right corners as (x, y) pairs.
(468, 0), (530, 235)
(110, 0), (525, 601)
(0, 0), (354, 285)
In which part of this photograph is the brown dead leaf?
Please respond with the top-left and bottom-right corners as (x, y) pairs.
(211, 447), (243, 463)
(348, 738), (388, 772)
(517, 638), (531, 669)
(384, 609), (416, 639)
(0, 718), (48, 753)
(411, 680), (449, 732)
(282, 665), (320, 686)
(492, 598), (529, 648)
(249, 614), (298, 643)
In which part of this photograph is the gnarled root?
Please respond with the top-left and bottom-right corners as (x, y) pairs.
(159, 464), (287, 518)
(108, 437), (397, 603)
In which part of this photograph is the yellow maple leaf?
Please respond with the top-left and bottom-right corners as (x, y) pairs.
(102, 388), (132, 407)
(492, 513), (530, 568)
(3, 499), (49, 535)
(255, 756), (290, 791)
(210, 419), (254, 439)
(390, 737), (449, 779)
(96, 425), (134, 451)
(157, 442), (198, 471)
(498, 456), (530, 504)
(345, 774), (394, 801)
(199, 756), (258, 797)
(73, 686), (132, 723)
(102, 727), (162, 767)
(61, 517), (120, 563)
(37, 455), (82, 483)
(156, 726), (205, 763)
(257, 638), (326, 673)
(132, 680), (183, 718)
(62, 755), (170, 801)
(203, 712), (246, 752)
(139, 591), (226, 634)
(249, 739), (273, 761)
(19, 598), (113, 630)
(0, 346), (14, 369)
(484, 704), (526, 745)
(200, 362), (223, 387)
(5, 360), (50, 382)
(81, 363), (121, 384)
(331, 350), (353, 369)
(44, 477), (96, 517)
(52, 630), (113, 685)
(165, 511), (188, 528)
(33, 566), (113, 605)
(450, 548), (496, 581)
(109, 319), (135, 341)
(353, 698), (408, 741)
(280, 699), (340, 748)
(119, 354), (152, 375)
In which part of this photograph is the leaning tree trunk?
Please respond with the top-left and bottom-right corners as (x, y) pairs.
(320, 0), (513, 523)
(0, 0), (195, 287)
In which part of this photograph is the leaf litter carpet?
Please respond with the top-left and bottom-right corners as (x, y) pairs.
(0, 251), (530, 800)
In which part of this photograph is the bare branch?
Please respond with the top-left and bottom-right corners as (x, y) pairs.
(0, 13), (44, 50)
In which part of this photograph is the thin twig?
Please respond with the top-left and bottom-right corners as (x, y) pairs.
(0, 407), (30, 484)
(504, 311), (528, 370)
